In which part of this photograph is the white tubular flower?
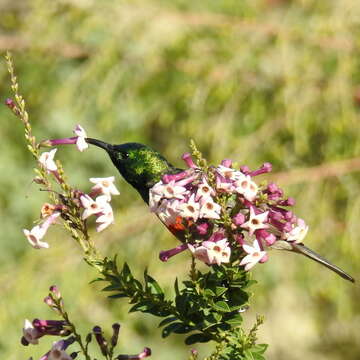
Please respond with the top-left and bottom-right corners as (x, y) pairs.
(73, 124), (88, 152)
(150, 180), (188, 200)
(23, 319), (40, 345)
(156, 199), (181, 226)
(195, 179), (215, 201)
(216, 165), (243, 181)
(96, 208), (114, 232)
(240, 241), (267, 271)
(48, 342), (72, 360)
(188, 244), (212, 264)
(178, 194), (200, 221)
(241, 208), (268, 236)
(89, 176), (120, 201)
(23, 226), (49, 249)
(149, 190), (162, 212)
(189, 239), (231, 266)
(199, 198), (222, 219)
(23, 212), (61, 249)
(284, 218), (309, 243)
(234, 175), (258, 201)
(80, 195), (110, 219)
(39, 149), (58, 172)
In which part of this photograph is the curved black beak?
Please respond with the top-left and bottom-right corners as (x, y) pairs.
(86, 138), (114, 152)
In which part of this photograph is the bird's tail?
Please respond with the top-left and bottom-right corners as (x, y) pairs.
(271, 241), (355, 283)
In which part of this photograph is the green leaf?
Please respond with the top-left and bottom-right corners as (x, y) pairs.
(215, 286), (227, 296)
(162, 322), (194, 338)
(185, 333), (212, 345)
(250, 344), (268, 354)
(201, 313), (221, 330)
(121, 263), (133, 282)
(129, 301), (154, 313)
(225, 313), (243, 327)
(102, 284), (120, 292)
(108, 293), (127, 299)
(174, 278), (180, 296)
(144, 271), (164, 295)
(175, 295), (189, 314)
(204, 288), (216, 297)
(158, 316), (178, 328)
(213, 301), (231, 312)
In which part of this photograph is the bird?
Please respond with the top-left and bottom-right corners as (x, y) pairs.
(85, 138), (355, 283)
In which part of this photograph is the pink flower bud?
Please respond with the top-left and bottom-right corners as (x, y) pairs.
(182, 153), (197, 168)
(221, 159), (232, 167)
(49, 285), (61, 299)
(232, 213), (245, 226)
(259, 253), (269, 263)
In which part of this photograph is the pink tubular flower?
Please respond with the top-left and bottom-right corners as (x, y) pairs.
(162, 170), (190, 184)
(159, 243), (188, 262)
(117, 347), (152, 359)
(221, 159), (232, 168)
(255, 229), (276, 246)
(249, 162), (272, 177)
(196, 222), (210, 235)
(240, 241), (267, 271)
(182, 152), (197, 168)
(40, 124), (88, 152)
(232, 212), (246, 226)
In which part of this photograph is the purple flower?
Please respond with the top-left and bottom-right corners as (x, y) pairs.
(159, 243), (188, 262)
(116, 347), (152, 359)
(249, 162), (272, 177)
(196, 222), (210, 235)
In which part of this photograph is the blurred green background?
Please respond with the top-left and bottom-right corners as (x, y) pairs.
(1, 0), (360, 359)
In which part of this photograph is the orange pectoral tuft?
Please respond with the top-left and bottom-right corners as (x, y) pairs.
(169, 216), (186, 233)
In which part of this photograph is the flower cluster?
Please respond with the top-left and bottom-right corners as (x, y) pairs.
(151, 153), (308, 271)
(23, 124), (120, 248)
(22, 286), (152, 360)
(22, 286), (75, 360)
(80, 176), (119, 232)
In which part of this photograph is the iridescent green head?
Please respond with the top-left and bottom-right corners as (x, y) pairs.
(86, 138), (180, 203)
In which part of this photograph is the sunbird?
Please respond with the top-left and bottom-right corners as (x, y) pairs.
(85, 138), (355, 283)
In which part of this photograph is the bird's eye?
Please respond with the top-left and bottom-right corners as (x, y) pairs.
(122, 152), (129, 159)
